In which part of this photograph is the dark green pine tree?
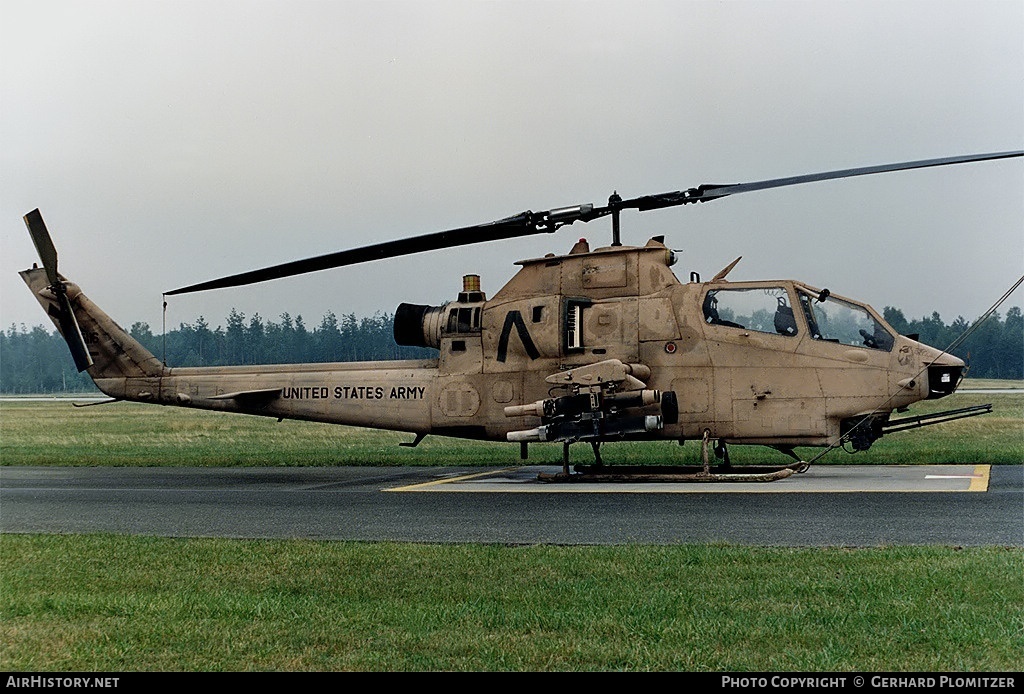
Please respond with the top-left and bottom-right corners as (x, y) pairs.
(1, 304), (1019, 393)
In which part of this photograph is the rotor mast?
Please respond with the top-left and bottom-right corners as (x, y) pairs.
(608, 191), (623, 247)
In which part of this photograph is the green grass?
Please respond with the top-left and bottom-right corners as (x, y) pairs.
(961, 377), (1024, 389)
(2, 389), (1021, 672)
(1, 390), (1021, 466)
(2, 535), (1021, 672)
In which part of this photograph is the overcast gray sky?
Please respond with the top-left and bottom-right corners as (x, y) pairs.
(2, 0), (1022, 341)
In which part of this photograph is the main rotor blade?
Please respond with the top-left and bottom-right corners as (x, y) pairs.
(166, 150), (1022, 295)
(620, 150), (1024, 211)
(166, 211), (548, 295)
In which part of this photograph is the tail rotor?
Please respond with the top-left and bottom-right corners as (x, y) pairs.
(23, 209), (93, 371)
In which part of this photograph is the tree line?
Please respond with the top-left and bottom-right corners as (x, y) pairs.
(0, 310), (433, 394)
(1, 305), (1021, 393)
(882, 306), (1023, 381)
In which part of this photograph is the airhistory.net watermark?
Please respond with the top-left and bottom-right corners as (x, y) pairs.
(5, 677), (118, 689)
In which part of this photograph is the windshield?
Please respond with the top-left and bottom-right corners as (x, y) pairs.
(798, 290), (894, 351)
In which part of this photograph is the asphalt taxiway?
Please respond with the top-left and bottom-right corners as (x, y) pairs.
(1, 464), (1020, 546)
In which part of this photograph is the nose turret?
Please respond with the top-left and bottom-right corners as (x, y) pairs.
(914, 343), (965, 399)
(926, 360), (964, 399)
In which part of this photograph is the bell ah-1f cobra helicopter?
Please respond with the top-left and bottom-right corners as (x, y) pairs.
(20, 150), (1023, 481)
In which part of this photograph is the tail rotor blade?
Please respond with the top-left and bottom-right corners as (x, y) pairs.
(23, 209), (94, 371)
(24, 209), (60, 285)
(54, 291), (94, 372)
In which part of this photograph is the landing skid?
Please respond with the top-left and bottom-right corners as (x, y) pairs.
(537, 462), (806, 483)
(538, 429), (809, 483)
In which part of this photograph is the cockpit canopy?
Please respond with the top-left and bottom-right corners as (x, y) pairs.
(796, 288), (894, 351)
(702, 283), (895, 351)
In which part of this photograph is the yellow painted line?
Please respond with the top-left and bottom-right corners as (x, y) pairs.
(384, 467), (520, 492)
(385, 465), (995, 494)
(969, 465), (990, 492)
(406, 485), (661, 494)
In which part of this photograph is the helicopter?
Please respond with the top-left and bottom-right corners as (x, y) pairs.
(20, 150), (1022, 481)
